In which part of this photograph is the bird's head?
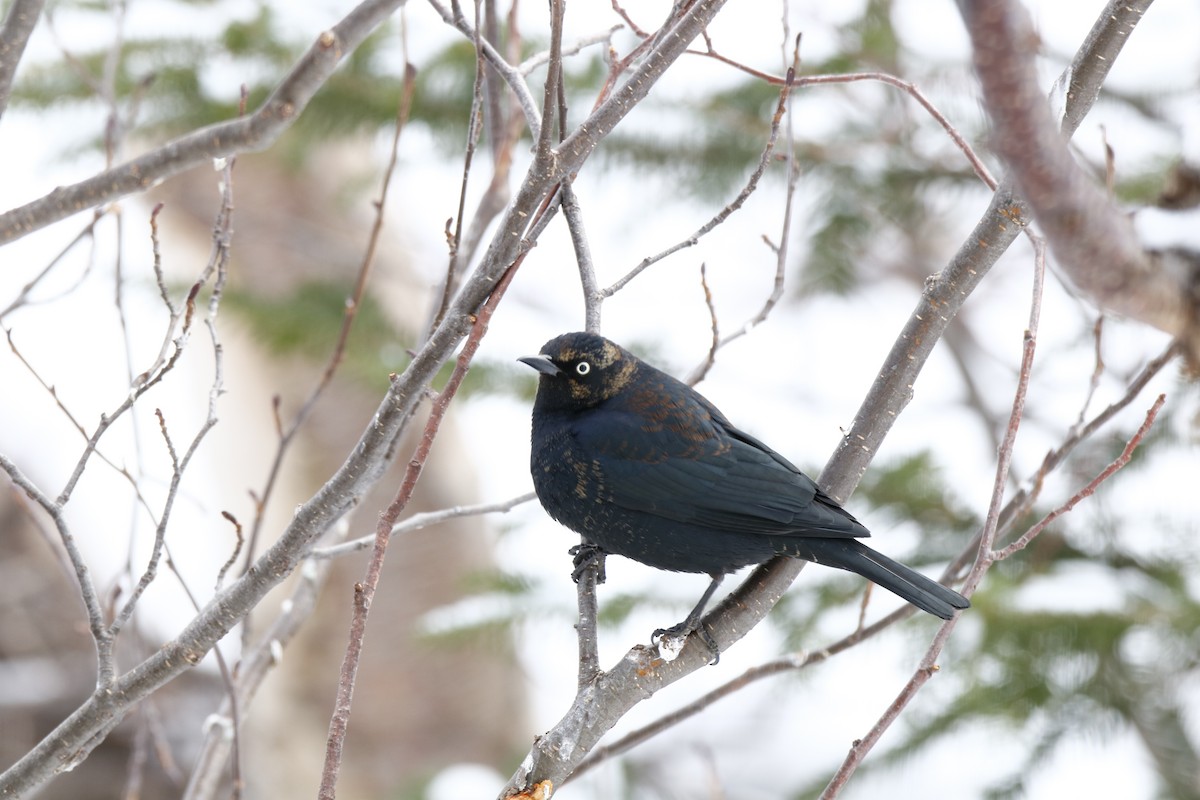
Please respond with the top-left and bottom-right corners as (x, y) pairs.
(519, 331), (637, 411)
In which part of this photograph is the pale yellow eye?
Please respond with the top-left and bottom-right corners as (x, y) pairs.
(575, 361), (591, 376)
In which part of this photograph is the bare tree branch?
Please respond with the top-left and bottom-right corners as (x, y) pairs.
(240, 60), (418, 583)
(517, 27), (621, 76)
(317, 245), (526, 798)
(0, 0), (406, 246)
(603, 53), (797, 297)
(685, 262), (719, 386)
(427, 0), (543, 139)
(432, 8), (490, 332)
(563, 183), (602, 334)
(309, 491), (537, 560)
(991, 394), (1166, 562)
(960, 0), (1199, 363)
(0, 452), (107, 649)
(0, 0), (43, 121)
(683, 47), (999, 191)
(821, 231), (1045, 796)
(183, 529), (342, 800)
(824, 0), (1148, 507)
(938, 336), (1179, 587)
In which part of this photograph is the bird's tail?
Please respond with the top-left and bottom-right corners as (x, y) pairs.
(789, 538), (969, 620)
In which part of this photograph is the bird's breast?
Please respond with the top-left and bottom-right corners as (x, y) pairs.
(530, 422), (606, 521)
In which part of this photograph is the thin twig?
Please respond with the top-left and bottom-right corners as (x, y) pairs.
(423, 2), (528, 341)
(432, 22), (487, 331)
(54, 267), (200, 507)
(603, 53), (798, 297)
(518, 27), (622, 76)
(710, 163), (796, 353)
(685, 263), (720, 386)
(944, 339), (1180, 580)
(428, 0), (542, 139)
(681, 36), (802, 387)
(970, 235), (1046, 574)
(215, 512), (244, 590)
(0, 218), (101, 320)
(684, 47), (998, 191)
(1075, 316), (1107, 429)
(609, 0), (648, 38)
(3, 324), (167, 534)
(0, 453), (108, 659)
(992, 394), (1167, 562)
(109, 156), (235, 644)
(308, 491), (537, 559)
(317, 254), (526, 800)
(240, 61), (418, 580)
(563, 182), (602, 333)
(183, 526), (343, 800)
(587, 2), (686, 111)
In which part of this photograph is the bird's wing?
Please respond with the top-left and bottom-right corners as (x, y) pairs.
(573, 404), (867, 539)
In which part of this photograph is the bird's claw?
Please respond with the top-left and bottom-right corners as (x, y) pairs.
(652, 621), (720, 666)
(569, 543), (607, 584)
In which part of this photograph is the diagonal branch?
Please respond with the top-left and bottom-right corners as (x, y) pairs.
(0, 0), (43, 122)
(960, 0), (1199, 362)
(317, 254), (525, 799)
(0, 0), (405, 246)
(308, 491), (537, 560)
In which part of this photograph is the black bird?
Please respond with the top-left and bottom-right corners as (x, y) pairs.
(520, 331), (968, 656)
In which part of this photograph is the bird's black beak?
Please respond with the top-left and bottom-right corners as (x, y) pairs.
(518, 354), (561, 376)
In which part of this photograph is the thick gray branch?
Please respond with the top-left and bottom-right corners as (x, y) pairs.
(0, 0), (44, 121)
(960, 0), (1197, 355)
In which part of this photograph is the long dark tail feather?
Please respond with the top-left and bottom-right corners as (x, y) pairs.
(792, 538), (969, 620)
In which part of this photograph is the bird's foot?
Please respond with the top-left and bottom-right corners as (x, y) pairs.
(569, 543), (607, 584)
(652, 620), (720, 666)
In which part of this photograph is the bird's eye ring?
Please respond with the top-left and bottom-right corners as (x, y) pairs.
(575, 361), (591, 376)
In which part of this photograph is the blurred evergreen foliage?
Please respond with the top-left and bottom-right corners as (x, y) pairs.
(11, 0), (1194, 795)
(223, 280), (399, 390)
(224, 279), (508, 396)
(838, 539), (1200, 800)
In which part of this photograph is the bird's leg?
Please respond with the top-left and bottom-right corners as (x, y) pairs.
(653, 574), (724, 665)
(569, 541), (607, 584)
